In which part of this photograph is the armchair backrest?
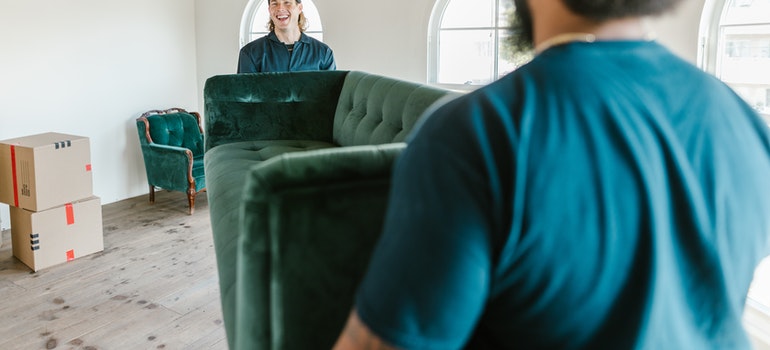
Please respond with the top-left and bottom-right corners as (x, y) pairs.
(136, 108), (204, 157)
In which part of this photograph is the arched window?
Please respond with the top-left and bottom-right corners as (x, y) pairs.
(240, 0), (325, 48)
(699, 0), (770, 122)
(700, 0), (770, 337)
(428, 0), (531, 89)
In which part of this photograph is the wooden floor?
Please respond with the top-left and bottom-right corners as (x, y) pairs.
(2, 190), (769, 350)
(0, 191), (227, 350)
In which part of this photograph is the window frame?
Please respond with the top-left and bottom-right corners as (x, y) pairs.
(699, 0), (770, 120)
(427, 0), (513, 90)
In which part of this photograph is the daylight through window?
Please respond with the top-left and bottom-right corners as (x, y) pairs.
(716, 0), (770, 122)
(704, 0), (770, 314)
(428, 0), (531, 87)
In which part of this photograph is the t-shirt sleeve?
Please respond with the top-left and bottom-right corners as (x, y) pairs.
(354, 99), (504, 349)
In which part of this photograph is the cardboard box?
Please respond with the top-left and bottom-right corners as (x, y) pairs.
(0, 132), (93, 212)
(10, 196), (104, 271)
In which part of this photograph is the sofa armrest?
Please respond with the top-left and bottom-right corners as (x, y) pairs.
(203, 71), (350, 151)
(235, 142), (405, 350)
(246, 142), (405, 190)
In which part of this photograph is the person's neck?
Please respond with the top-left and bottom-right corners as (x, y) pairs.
(533, 18), (653, 53)
(530, 1), (652, 51)
(274, 28), (301, 45)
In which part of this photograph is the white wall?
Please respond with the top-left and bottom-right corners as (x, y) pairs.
(193, 0), (439, 87)
(0, 0), (710, 230)
(649, 0), (707, 64)
(193, 0), (245, 113)
(193, 0), (708, 88)
(0, 0), (199, 230)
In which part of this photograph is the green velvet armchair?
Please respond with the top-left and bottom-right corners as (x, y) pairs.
(136, 108), (206, 214)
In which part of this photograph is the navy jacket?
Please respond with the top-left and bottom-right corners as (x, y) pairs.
(237, 32), (336, 73)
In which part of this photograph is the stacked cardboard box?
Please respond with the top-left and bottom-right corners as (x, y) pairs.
(0, 132), (104, 271)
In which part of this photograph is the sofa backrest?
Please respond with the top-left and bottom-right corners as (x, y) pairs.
(333, 71), (459, 147)
(204, 71), (349, 151)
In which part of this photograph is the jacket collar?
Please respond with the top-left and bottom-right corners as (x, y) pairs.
(267, 31), (309, 45)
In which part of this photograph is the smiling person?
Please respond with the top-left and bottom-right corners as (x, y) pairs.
(237, 0), (335, 73)
(333, 0), (770, 349)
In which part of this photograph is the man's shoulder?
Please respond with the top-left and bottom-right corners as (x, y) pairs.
(241, 35), (271, 52)
(299, 34), (332, 50)
(243, 32), (284, 49)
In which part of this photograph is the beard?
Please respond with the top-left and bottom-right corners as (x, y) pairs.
(508, 0), (534, 52)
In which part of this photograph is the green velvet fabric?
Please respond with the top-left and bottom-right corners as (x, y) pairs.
(237, 144), (405, 350)
(202, 71), (458, 349)
(334, 71), (459, 146)
(136, 113), (206, 194)
(203, 71), (349, 151)
(204, 140), (335, 348)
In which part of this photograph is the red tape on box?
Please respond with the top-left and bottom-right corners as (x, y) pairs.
(10, 145), (19, 206)
(65, 203), (75, 225)
(66, 250), (75, 261)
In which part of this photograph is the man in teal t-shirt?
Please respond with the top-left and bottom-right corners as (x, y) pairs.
(334, 0), (770, 349)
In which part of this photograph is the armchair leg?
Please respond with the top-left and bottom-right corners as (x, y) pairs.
(149, 185), (155, 204)
(187, 190), (195, 215)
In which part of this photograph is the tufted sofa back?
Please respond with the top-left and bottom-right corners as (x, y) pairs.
(204, 71), (348, 151)
(141, 113), (205, 157)
(203, 71), (458, 152)
(333, 71), (457, 147)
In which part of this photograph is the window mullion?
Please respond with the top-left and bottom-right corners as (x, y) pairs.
(493, 0), (500, 80)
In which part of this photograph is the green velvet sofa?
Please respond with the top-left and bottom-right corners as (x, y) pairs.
(203, 71), (458, 349)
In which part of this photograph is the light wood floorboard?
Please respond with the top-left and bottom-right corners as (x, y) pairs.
(3, 189), (768, 349)
(0, 190), (226, 350)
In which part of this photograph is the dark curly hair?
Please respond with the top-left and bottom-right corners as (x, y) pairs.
(508, 0), (684, 52)
(561, 0), (684, 21)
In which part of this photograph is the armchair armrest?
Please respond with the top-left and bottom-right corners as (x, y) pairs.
(141, 143), (195, 189)
(235, 143), (405, 350)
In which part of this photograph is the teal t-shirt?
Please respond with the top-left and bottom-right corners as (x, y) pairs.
(355, 41), (770, 349)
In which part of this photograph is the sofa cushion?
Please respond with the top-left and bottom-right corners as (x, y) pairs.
(333, 71), (457, 147)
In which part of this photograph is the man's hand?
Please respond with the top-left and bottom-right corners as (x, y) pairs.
(333, 309), (399, 350)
